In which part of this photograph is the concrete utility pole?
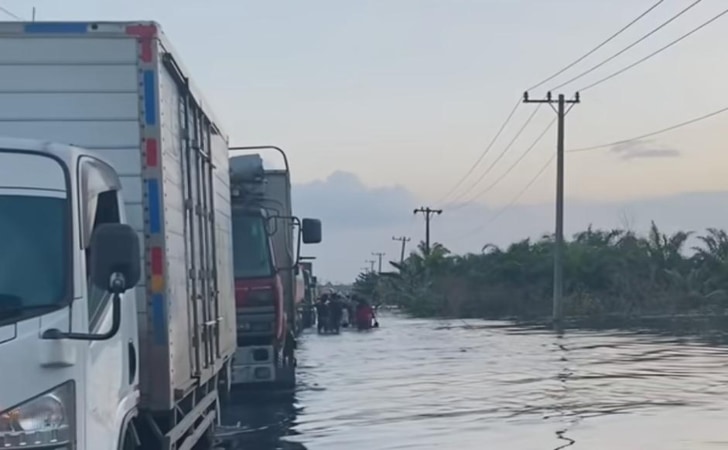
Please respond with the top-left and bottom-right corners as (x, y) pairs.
(365, 259), (376, 272)
(522, 91), (580, 324)
(392, 236), (411, 263)
(371, 252), (386, 273)
(413, 207), (442, 254)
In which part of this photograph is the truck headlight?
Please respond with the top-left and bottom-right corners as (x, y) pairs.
(0, 381), (75, 449)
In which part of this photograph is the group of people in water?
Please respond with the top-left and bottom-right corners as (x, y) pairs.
(314, 292), (378, 334)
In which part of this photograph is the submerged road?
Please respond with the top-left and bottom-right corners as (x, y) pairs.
(219, 313), (728, 449)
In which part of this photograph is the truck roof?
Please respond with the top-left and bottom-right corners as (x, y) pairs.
(0, 20), (229, 140)
(0, 135), (96, 165)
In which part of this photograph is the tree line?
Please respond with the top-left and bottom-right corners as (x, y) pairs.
(353, 223), (728, 320)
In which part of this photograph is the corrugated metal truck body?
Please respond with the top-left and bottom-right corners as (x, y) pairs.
(0, 20), (236, 413)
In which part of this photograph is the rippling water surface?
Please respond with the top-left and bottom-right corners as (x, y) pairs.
(220, 313), (728, 449)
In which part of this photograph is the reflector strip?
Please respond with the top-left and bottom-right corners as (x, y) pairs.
(24, 22), (88, 34)
(146, 179), (161, 233)
(151, 247), (163, 274)
(151, 294), (167, 344)
(142, 70), (156, 125)
(125, 24), (156, 37)
(145, 139), (158, 167)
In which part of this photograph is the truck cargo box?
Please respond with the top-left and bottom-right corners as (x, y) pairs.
(0, 21), (236, 411)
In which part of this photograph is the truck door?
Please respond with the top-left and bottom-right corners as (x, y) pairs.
(178, 94), (220, 378)
(78, 157), (138, 449)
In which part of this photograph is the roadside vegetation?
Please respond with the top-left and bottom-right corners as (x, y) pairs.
(353, 223), (728, 320)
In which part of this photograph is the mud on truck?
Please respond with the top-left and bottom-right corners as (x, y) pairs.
(228, 151), (322, 389)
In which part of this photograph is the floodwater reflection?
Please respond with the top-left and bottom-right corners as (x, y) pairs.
(220, 314), (728, 449)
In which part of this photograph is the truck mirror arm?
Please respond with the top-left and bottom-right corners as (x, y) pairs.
(42, 291), (123, 342)
(268, 215), (303, 271)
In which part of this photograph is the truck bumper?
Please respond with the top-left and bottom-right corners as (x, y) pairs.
(231, 345), (276, 385)
(230, 344), (296, 390)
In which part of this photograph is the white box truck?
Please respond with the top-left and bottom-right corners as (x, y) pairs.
(0, 21), (236, 450)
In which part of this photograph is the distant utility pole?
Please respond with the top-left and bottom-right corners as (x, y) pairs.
(365, 259), (376, 272)
(392, 236), (411, 263)
(413, 207), (442, 254)
(523, 91), (580, 324)
(371, 252), (386, 273)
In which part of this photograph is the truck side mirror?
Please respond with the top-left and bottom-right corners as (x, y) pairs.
(90, 223), (141, 294)
(43, 223), (141, 342)
(301, 218), (322, 244)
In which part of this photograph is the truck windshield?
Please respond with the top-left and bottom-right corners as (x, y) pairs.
(232, 212), (275, 279)
(0, 194), (68, 317)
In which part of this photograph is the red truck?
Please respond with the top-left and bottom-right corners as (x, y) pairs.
(228, 150), (321, 389)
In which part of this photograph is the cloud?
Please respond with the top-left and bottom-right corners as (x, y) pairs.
(288, 171), (423, 283)
(610, 139), (681, 160)
(293, 171), (417, 229)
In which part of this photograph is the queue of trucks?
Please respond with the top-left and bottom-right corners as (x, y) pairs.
(0, 21), (321, 450)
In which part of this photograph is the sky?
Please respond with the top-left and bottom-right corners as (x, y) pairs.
(3, 0), (728, 281)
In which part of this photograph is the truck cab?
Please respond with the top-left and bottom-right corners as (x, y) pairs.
(232, 206), (285, 344)
(228, 151), (322, 389)
(0, 140), (141, 450)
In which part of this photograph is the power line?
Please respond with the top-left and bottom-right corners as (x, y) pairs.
(438, 0), (666, 206)
(437, 99), (521, 205)
(0, 5), (22, 20)
(551, 0), (703, 91)
(454, 154), (555, 241)
(528, 0), (666, 92)
(568, 104), (728, 154)
(446, 104), (543, 206)
(451, 117), (556, 211)
(452, 101), (728, 284)
(578, 5), (728, 92)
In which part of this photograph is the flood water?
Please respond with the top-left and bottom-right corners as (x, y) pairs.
(219, 313), (728, 449)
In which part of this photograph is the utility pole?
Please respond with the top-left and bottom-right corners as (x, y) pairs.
(523, 91), (580, 324)
(372, 252), (386, 273)
(392, 236), (411, 263)
(413, 207), (442, 254)
(365, 259), (376, 272)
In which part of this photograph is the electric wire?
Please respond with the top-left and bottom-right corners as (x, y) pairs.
(568, 104), (728, 153)
(453, 155), (555, 240)
(551, 0), (703, 91)
(0, 5), (22, 20)
(439, 0), (667, 205)
(451, 117), (556, 211)
(436, 99), (521, 204)
(579, 5), (728, 92)
(528, 0), (666, 92)
(445, 104), (543, 206)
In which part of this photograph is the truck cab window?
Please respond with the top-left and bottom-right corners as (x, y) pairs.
(86, 190), (121, 329)
(78, 157), (123, 330)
